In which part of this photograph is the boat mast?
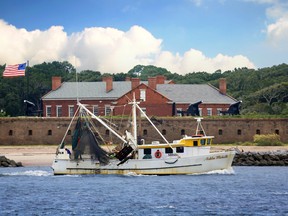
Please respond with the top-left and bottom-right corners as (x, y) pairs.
(132, 94), (138, 146)
(78, 102), (127, 144)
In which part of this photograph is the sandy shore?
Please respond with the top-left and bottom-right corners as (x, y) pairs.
(1, 145), (288, 167)
(0, 145), (58, 166)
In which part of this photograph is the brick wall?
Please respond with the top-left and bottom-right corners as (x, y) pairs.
(0, 117), (287, 145)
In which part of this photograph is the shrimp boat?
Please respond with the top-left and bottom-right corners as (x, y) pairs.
(52, 97), (235, 175)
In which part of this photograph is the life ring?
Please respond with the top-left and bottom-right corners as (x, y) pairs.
(154, 150), (162, 159)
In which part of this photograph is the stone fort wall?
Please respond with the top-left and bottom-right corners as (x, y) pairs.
(0, 117), (287, 145)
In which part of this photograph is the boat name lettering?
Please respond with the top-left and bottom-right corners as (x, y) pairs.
(206, 155), (228, 160)
(168, 153), (178, 157)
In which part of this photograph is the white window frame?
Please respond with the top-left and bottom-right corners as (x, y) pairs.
(217, 108), (222, 116)
(46, 105), (51, 117)
(199, 108), (202, 116)
(140, 89), (146, 101)
(56, 105), (62, 117)
(68, 105), (74, 117)
(105, 105), (111, 116)
(140, 107), (146, 117)
(176, 108), (182, 117)
(207, 108), (212, 116)
(93, 105), (99, 116)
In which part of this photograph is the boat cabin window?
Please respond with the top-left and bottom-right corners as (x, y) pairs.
(144, 148), (151, 155)
(200, 139), (206, 145)
(165, 148), (173, 154)
(207, 139), (211, 145)
(193, 141), (198, 146)
(176, 146), (184, 153)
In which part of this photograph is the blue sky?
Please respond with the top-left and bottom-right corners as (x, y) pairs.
(0, 0), (287, 74)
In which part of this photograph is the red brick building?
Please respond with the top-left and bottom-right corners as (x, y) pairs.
(42, 76), (237, 117)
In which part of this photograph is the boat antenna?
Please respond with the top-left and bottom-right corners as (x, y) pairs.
(194, 117), (206, 136)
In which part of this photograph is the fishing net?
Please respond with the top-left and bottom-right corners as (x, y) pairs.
(72, 116), (110, 165)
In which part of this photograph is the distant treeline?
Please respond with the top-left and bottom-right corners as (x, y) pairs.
(0, 62), (287, 116)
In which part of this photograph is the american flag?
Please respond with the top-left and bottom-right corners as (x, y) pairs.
(3, 63), (26, 77)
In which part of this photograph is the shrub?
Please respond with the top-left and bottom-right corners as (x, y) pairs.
(253, 134), (283, 146)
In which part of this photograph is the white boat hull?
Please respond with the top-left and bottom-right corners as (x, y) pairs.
(52, 150), (235, 175)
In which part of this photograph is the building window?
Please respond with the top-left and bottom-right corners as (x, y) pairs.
(237, 129), (242, 135)
(181, 129), (185, 136)
(275, 129), (279, 135)
(162, 129), (166, 135)
(9, 130), (13, 136)
(48, 130), (52, 135)
(28, 130), (33, 136)
(56, 105), (62, 117)
(93, 105), (99, 116)
(176, 108), (182, 117)
(165, 148), (173, 154)
(143, 129), (148, 136)
(105, 130), (110, 135)
(68, 130), (71, 135)
(218, 129), (223, 135)
(199, 108), (202, 116)
(207, 108), (212, 116)
(140, 107), (146, 117)
(176, 146), (184, 153)
(105, 105), (111, 116)
(46, 106), (51, 117)
(140, 89), (146, 101)
(217, 108), (222, 116)
(68, 105), (74, 117)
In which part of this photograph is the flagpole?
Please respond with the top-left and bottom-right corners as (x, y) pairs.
(26, 60), (29, 116)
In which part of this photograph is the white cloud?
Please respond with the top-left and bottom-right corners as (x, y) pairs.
(154, 49), (255, 74)
(0, 20), (67, 65)
(246, 0), (288, 48)
(267, 15), (288, 47)
(0, 19), (255, 74)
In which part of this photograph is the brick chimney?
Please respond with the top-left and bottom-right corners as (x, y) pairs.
(52, 76), (62, 90)
(219, 78), (227, 95)
(156, 75), (165, 84)
(148, 77), (157, 90)
(131, 78), (140, 89)
(125, 77), (131, 81)
(103, 76), (113, 92)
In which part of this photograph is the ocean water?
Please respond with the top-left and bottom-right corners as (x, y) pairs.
(0, 166), (287, 216)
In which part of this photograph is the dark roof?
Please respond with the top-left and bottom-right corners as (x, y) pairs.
(157, 84), (236, 104)
(42, 82), (131, 100)
(42, 81), (237, 104)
